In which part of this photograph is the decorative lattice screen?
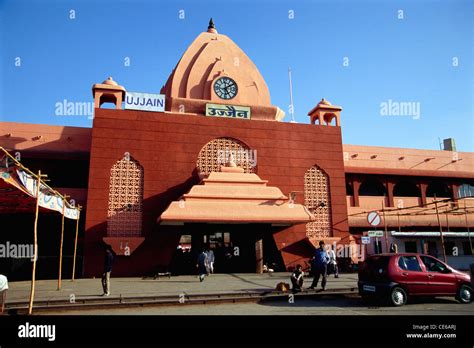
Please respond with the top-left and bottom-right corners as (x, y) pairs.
(107, 157), (143, 237)
(304, 166), (332, 239)
(196, 137), (256, 175)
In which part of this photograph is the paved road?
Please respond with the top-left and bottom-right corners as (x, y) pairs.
(46, 295), (474, 315)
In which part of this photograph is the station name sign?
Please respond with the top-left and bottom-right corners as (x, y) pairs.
(205, 103), (251, 120)
(125, 92), (165, 112)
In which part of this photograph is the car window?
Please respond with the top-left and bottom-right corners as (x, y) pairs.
(398, 256), (422, 272)
(421, 256), (447, 273)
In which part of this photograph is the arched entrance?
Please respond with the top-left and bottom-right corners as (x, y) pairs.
(164, 138), (311, 274)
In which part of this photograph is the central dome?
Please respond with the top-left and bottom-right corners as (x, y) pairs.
(161, 21), (272, 107)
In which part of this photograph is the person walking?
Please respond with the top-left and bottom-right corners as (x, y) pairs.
(290, 264), (305, 293)
(327, 247), (339, 278)
(206, 247), (215, 274)
(308, 241), (329, 291)
(197, 249), (208, 282)
(102, 245), (114, 296)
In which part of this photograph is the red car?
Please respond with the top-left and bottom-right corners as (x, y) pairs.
(358, 253), (472, 306)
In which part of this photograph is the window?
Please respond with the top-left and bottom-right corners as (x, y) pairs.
(458, 184), (474, 198)
(444, 241), (456, 256)
(304, 165), (332, 239)
(373, 240), (382, 254)
(346, 181), (354, 195)
(426, 242), (438, 257)
(179, 235), (192, 244)
(393, 180), (420, 197)
(421, 256), (448, 273)
(196, 137), (255, 175)
(359, 178), (387, 196)
(398, 256), (422, 272)
(404, 241), (418, 253)
(462, 242), (473, 256)
(426, 182), (451, 198)
(107, 156), (144, 237)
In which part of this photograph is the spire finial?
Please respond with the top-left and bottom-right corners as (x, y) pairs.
(207, 18), (217, 34)
(208, 18), (215, 29)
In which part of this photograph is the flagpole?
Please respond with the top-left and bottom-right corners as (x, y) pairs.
(28, 170), (47, 315)
(72, 205), (81, 281)
(57, 195), (69, 290)
(288, 67), (295, 123)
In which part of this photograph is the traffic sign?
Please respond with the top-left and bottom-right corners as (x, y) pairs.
(367, 211), (381, 226)
(368, 230), (384, 237)
(361, 236), (371, 244)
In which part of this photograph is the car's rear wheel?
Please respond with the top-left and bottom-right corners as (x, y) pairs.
(456, 285), (472, 304)
(390, 286), (407, 306)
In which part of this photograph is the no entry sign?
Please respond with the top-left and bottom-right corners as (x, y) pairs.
(367, 211), (381, 226)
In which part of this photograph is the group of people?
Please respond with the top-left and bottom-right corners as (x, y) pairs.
(196, 247), (215, 282)
(291, 241), (339, 293)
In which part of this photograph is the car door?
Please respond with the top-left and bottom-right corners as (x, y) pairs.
(396, 255), (427, 294)
(420, 255), (457, 295)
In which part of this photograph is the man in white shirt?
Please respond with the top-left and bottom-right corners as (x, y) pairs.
(327, 248), (339, 278)
(0, 274), (8, 314)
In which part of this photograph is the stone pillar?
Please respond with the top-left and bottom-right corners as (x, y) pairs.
(420, 183), (427, 207)
(386, 181), (394, 208)
(451, 183), (460, 207)
(255, 237), (263, 274)
(353, 178), (361, 207)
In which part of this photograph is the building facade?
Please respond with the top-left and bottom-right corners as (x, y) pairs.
(0, 22), (472, 279)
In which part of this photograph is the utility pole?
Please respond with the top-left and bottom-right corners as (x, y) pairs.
(433, 195), (447, 263)
(382, 200), (389, 253)
(465, 200), (473, 255)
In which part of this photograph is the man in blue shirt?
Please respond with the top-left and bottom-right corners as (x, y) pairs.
(102, 245), (114, 296)
(308, 241), (329, 290)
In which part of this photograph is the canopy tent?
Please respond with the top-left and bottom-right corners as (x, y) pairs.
(0, 147), (82, 314)
(0, 148), (79, 219)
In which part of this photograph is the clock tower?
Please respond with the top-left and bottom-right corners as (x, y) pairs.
(160, 19), (285, 121)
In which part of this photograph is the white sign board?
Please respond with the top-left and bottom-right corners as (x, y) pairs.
(368, 230), (384, 237)
(367, 211), (381, 226)
(361, 236), (371, 245)
(125, 92), (165, 112)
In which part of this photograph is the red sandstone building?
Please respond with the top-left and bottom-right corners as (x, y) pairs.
(1, 22), (473, 279)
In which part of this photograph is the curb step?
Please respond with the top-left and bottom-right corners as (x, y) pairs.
(4, 287), (358, 314)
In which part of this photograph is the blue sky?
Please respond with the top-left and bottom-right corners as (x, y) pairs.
(0, 0), (473, 151)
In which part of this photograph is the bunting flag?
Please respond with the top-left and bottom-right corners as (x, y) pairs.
(0, 149), (80, 220)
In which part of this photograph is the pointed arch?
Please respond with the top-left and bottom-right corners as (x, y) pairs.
(196, 137), (256, 175)
(107, 156), (144, 237)
(304, 165), (332, 239)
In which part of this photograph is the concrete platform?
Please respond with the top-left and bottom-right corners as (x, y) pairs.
(3, 273), (358, 314)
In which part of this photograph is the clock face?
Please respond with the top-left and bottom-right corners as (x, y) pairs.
(213, 77), (238, 100)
